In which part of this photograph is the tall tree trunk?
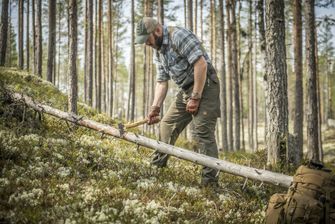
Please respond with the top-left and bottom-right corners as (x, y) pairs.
(293, 0), (303, 165)
(265, 0), (288, 167)
(84, 0), (88, 102)
(47, 0), (56, 83)
(231, 0), (240, 151)
(32, 0), (36, 73)
(184, 0), (187, 27)
(108, 0), (113, 117)
(158, 0), (164, 25)
(226, 0), (233, 151)
(257, 0), (266, 52)
(0, 0), (9, 66)
(26, 0), (30, 71)
(87, 0), (93, 107)
(219, 0), (228, 151)
(187, 0), (193, 31)
(237, 0), (245, 151)
(35, 0), (42, 77)
(57, 2), (61, 87)
(253, 1), (258, 151)
(210, 0), (215, 61)
(194, 0), (197, 35)
(315, 29), (323, 162)
(94, 0), (98, 109)
(96, 0), (102, 112)
(200, 0), (203, 42)
(129, 0), (135, 121)
(18, 0), (24, 69)
(304, 0), (319, 162)
(68, 0), (78, 114)
(248, 0), (254, 151)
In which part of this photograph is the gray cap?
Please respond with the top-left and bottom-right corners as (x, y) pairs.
(135, 17), (158, 44)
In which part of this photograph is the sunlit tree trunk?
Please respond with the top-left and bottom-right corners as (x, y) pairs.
(248, 0), (254, 151)
(265, 0), (288, 167)
(47, 0), (56, 83)
(68, 0), (78, 114)
(128, 0), (135, 121)
(292, 0), (303, 165)
(18, 0), (24, 69)
(0, 0), (9, 66)
(304, 0), (320, 162)
(219, 0), (228, 151)
(35, 0), (42, 77)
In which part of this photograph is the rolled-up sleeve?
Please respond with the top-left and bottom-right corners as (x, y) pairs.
(173, 29), (204, 65)
(154, 51), (170, 82)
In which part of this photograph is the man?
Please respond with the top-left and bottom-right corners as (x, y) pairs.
(135, 17), (221, 187)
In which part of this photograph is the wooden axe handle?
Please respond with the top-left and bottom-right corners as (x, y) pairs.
(124, 117), (161, 129)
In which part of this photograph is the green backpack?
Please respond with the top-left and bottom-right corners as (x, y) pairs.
(265, 162), (335, 224)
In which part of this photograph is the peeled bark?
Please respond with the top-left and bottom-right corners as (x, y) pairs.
(10, 92), (293, 188)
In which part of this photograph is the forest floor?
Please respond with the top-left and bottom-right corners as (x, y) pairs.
(0, 67), (334, 223)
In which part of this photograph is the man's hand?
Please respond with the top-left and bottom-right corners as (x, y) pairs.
(186, 98), (200, 115)
(147, 106), (161, 125)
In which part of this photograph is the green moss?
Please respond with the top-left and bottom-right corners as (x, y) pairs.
(0, 67), (289, 223)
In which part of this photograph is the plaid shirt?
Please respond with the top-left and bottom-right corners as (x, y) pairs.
(154, 26), (212, 89)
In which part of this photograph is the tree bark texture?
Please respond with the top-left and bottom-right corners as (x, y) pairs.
(26, 0), (30, 71)
(18, 0), (24, 69)
(35, 0), (42, 77)
(87, 0), (93, 107)
(231, 0), (240, 151)
(265, 0), (288, 166)
(219, 0), (228, 151)
(32, 0), (36, 74)
(226, 0), (233, 151)
(257, 0), (266, 53)
(108, 0), (114, 117)
(129, 0), (135, 121)
(304, 0), (319, 162)
(11, 92), (293, 188)
(68, 0), (78, 114)
(0, 0), (9, 66)
(187, 0), (193, 31)
(47, 0), (56, 83)
(293, 0), (303, 165)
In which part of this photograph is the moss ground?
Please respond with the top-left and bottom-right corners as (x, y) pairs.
(0, 67), (334, 223)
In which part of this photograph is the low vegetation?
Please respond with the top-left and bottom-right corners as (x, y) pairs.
(0, 68), (333, 223)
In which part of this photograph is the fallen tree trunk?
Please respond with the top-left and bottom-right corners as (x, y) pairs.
(12, 92), (293, 188)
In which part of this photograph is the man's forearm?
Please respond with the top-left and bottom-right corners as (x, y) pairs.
(192, 56), (207, 97)
(151, 81), (168, 107)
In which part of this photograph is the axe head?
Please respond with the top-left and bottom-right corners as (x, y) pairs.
(118, 123), (125, 137)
